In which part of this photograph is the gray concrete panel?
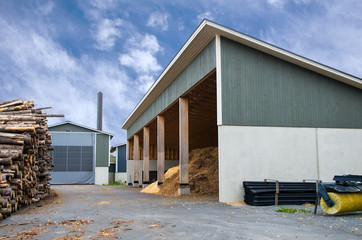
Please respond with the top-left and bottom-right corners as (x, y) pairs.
(50, 171), (94, 184)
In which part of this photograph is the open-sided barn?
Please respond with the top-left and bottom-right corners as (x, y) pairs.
(121, 20), (362, 202)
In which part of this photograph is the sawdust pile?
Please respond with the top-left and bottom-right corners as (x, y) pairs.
(141, 147), (218, 197)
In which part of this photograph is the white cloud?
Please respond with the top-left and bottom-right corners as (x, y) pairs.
(121, 49), (161, 74)
(90, 60), (134, 109)
(78, 1), (130, 52)
(0, 16), (138, 144)
(197, 11), (214, 21)
(0, 17), (77, 76)
(119, 33), (163, 94)
(294, 0), (311, 3)
(38, 1), (55, 15)
(261, 1), (362, 78)
(177, 21), (185, 31)
(0, 19), (84, 120)
(94, 18), (123, 51)
(146, 11), (169, 31)
(137, 75), (156, 93)
(89, 0), (118, 10)
(267, 0), (287, 8)
(266, 0), (312, 8)
(140, 34), (163, 54)
(119, 34), (162, 74)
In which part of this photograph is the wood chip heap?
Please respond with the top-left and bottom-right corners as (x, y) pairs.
(0, 99), (63, 220)
(142, 147), (219, 197)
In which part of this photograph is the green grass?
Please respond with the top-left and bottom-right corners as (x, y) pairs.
(103, 181), (126, 186)
(275, 207), (312, 213)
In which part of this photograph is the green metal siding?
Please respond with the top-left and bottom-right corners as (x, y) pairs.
(96, 134), (109, 167)
(221, 37), (362, 128)
(127, 39), (216, 139)
(49, 123), (91, 132)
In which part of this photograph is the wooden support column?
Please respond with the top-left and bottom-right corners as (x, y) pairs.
(143, 126), (150, 185)
(133, 135), (139, 187)
(157, 116), (165, 184)
(179, 97), (190, 195)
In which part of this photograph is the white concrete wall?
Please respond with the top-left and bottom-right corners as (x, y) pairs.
(126, 160), (134, 185)
(115, 173), (127, 184)
(126, 159), (179, 185)
(317, 128), (362, 180)
(218, 126), (362, 202)
(94, 167), (109, 185)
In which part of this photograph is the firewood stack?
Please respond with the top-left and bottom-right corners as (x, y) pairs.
(0, 99), (63, 220)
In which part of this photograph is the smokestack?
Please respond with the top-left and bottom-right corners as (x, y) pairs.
(97, 92), (103, 131)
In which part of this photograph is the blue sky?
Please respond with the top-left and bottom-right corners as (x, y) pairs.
(1, 0), (361, 145)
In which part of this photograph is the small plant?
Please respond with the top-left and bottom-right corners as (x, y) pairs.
(275, 207), (311, 213)
(104, 181), (126, 186)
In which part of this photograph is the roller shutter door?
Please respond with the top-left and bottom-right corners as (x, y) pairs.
(49, 132), (95, 184)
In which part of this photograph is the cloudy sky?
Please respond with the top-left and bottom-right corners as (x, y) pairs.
(1, 0), (361, 145)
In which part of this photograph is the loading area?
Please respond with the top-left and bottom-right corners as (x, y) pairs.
(0, 185), (361, 239)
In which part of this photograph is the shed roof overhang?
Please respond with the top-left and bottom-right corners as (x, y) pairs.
(121, 19), (362, 130)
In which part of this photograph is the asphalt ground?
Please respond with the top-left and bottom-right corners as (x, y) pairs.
(0, 185), (361, 239)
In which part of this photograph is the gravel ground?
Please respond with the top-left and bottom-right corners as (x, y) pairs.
(0, 185), (361, 239)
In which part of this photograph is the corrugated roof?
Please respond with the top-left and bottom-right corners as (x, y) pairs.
(49, 121), (114, 137)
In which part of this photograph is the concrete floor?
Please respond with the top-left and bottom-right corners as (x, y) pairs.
(0, 185), (361, 239)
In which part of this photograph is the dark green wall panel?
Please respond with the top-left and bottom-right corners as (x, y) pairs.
(221, 37), (362, 128)
(127, 39), (216, 138)
(96, 134), (109, 167)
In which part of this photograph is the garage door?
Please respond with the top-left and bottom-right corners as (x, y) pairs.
(49, 132), (95, 184)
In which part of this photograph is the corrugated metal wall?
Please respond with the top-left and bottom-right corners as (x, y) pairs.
(221, 37), (362, 128)
(127, 39), (216, 139)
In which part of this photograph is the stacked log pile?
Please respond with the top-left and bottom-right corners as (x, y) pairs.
(0, 99), (63, 220)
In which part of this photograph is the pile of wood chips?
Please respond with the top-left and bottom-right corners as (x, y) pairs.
(0, 99), (63, 220)
(141, 147), (219, 197)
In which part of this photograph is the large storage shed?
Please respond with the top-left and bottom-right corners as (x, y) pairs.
(49, 121), (113, 185)
(121, 20), (362, 202)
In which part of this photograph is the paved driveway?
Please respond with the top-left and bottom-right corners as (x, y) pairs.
(0, 185), (361, 239)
